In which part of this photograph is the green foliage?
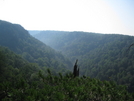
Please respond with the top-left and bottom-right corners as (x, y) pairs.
(1, 70), (134, 101)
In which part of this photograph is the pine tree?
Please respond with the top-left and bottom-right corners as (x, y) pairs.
(73, 59), (79, 77)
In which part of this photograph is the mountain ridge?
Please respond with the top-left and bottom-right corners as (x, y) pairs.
(0, 20), (72, 72)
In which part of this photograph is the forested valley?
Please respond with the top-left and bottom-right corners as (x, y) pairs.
(0, 20), (134, 100)
(32, 31), (134, 93)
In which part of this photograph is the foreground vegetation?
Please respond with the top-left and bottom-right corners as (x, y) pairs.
(1, 70), (134, 101)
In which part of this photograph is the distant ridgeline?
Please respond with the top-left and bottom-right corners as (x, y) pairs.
(0, 20), (73, 73)
(31, 30), (134, 92)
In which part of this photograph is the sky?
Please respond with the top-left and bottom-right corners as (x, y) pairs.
(0, 0), (134, 35)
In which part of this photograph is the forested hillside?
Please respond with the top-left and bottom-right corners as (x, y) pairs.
(0, 46), (40, 83)
(0, 20), (72, 73)
(0, 46), (134, 100)
(33, 31), (134, 92)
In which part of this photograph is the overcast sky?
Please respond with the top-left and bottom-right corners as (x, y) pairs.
(0, 0), (134, 35)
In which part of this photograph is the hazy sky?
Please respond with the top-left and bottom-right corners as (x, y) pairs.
(0, 0), (134, 35)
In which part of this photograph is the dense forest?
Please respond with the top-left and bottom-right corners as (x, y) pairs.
(0, 46), (134, 100)
(0, 20), (72, 73)
(32, 31), (134, 92)
(1, 20), (134, 100)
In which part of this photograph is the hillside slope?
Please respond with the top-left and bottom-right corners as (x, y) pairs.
(33, 30), (134, 92)
(0, 20), (72, 73)
(0, 46), (41, 82)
